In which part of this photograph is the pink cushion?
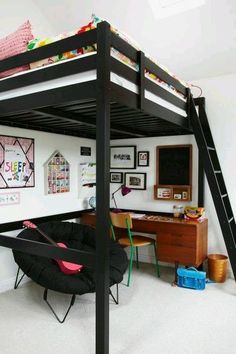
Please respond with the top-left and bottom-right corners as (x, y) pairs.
(0, 20), (33, 78)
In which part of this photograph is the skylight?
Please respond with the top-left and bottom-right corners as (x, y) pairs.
(149, 0), (206, 19)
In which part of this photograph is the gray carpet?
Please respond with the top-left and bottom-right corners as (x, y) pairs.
(0, 264), (236, 354)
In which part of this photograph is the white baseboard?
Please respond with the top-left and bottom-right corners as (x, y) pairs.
(0, 273), (31, 294)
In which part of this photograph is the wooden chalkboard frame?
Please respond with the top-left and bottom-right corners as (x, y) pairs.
(154, 144), (192, 201)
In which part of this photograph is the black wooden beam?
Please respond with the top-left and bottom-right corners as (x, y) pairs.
(0, 81), (97, 115)
(0, 210), (88, 233)
(0, 29), (97, 72)
(143, 98), (191, 131)
(34, 107), (145, 138)
(96, 21), (111, 354)
(0, 234), (95, 268)
(145, 57), (187, 96)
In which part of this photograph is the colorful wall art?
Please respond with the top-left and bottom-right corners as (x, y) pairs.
(0, 135), (34, 188)
(45, 151), (70, 194)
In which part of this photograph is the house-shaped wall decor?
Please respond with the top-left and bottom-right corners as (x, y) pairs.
(45, 151), (70, 194)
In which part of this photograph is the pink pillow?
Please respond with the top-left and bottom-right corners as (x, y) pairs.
(0, 20), (33, 78)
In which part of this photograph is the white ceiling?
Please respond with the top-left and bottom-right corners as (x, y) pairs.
(31, 0), (236, 82)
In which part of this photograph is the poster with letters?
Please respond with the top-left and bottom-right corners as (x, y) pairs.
(0, 135), (35, 188)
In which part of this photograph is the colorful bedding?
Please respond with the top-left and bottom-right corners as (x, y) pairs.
(27, 15), (187, 99)
(27, 15), (139, 70)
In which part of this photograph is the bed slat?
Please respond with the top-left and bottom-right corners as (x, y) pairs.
(0, 29), (97, 72)
(145, 57), (187, 96)
(0, 55), (96, 93)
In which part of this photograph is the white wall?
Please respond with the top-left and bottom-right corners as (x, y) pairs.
(192, 73), (236, 257)
(0, 125), (96, 291)
(0, 126), (96, 223)
(0, 0), (56, 38)
(111, 73), (236, 273)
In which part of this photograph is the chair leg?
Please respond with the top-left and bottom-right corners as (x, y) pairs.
(153, 242), (160, 278)
(127, 246), (134, 287)
(14, 267), (26, 289)
(43, 289), (76, 324)
(136, 247), (139, 269)
(109, 283), (119, 305)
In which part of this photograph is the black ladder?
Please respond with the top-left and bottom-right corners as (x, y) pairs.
(189, 95), (236, 280)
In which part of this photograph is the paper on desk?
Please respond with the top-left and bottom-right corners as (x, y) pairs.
(130, 213), (146, 219)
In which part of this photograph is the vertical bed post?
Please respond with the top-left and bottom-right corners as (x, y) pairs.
(138, 51), (145, 110)
(96, 21), (111, 354)
(197, 98), (205, 207)
(188, 89), (205, 206)
(191, 95), (205, 207)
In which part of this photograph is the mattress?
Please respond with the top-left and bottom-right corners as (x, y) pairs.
(0, 52), (187, 117)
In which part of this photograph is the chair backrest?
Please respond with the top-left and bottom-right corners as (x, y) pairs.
(110, 212), (133, 244)
(110, 212), (133, 229)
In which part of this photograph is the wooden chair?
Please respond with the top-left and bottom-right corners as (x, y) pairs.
(110, 212), (160, 287)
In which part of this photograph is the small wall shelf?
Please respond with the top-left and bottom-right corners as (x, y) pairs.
(154, 185), (191, 201)
(45, 151), (70, 194)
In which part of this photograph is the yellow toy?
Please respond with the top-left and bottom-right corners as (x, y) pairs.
(184, 206), (205, 220)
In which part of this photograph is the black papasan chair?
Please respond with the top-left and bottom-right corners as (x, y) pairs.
(12, 221), (128, 323)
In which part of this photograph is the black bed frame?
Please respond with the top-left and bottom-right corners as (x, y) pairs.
(0, 21), (235, 354)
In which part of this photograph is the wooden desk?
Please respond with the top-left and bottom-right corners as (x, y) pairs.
(80, 213), (208, 268)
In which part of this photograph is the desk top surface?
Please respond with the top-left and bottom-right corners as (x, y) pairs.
(135, 214), (207, 225)
(83, 211), (207, 226)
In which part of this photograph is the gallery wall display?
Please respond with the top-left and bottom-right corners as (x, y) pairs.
(45, 151), (70, 194)
(110, 146), (136, 169)
(0, 135), (34, 189)
(125, 172), (146, 190)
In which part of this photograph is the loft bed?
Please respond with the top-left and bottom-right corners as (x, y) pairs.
(0, 20), (190, 139)
(0, 20), (196, 354)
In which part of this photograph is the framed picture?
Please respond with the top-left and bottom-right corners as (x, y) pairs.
(0, 134), (35, 189)
(110, 146), (136, 169)
(138, 151), (149, 167)
(110, 172), (123, 184)
(125, 172), (146, 190)
(80, 162), (96, 186)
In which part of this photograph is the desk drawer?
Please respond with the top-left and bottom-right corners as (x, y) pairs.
(158, 244), (196, 265)
(157, 232), (196, 248)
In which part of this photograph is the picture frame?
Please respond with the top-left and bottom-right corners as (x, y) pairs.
(110, 172), (123, 184)
(110, 146), (136, 169)
(125, 172), (146, 190)
(0, 134), (35, 189)
(138, 151), (149, 167)
(154, 144), (192, 201)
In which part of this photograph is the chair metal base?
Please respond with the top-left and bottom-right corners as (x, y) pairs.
(43, 288), (76, 324)
(109, 283), (119, 305)
(14, 267), (26, 289)
(126, 241), (160, 287)
(14, 267), (120, 323)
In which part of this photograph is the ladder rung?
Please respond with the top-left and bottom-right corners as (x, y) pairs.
(214, 170), (221, 174)
(207, 146), (215, 151)
(221, 194), (228, 198)
(228, 217), (234, 223)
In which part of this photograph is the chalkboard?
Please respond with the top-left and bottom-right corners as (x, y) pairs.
(157, 145), (192, 186)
